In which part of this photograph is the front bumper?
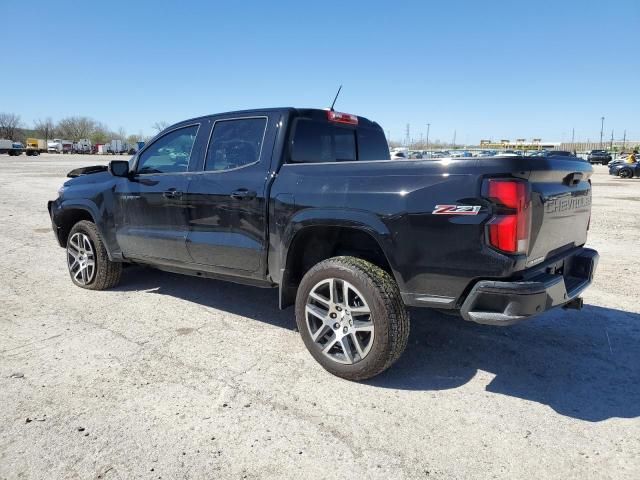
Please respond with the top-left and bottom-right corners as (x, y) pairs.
(460, 248), (599, 326)
(48, 200), (64, 247)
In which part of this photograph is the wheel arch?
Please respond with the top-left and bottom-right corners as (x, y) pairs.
(53, 201), (114, 259)
(277, 213), (400, 309)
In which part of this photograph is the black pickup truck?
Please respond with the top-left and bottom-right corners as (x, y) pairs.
(587, 150), (612, 165)
(48, 107), (598, 380)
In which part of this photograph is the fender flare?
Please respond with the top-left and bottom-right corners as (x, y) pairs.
(275, 208), (401, 309)
(56, 200), (116, 260)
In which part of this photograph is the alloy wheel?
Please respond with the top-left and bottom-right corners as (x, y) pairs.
(305, 278), (374, 365)
(67, 232), (96, 285)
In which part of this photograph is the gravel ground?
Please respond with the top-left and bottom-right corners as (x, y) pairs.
(1, 154), (638, 479)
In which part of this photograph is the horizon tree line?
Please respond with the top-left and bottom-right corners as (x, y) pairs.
(0, 112), (170, 145)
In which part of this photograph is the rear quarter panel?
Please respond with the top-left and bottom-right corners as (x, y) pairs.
(270, 158), (514, 305)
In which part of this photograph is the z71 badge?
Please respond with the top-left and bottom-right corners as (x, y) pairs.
(432, 205), (481, 215)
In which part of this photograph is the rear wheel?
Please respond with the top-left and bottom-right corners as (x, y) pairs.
(619, 169), (633, 179)
(295, 256), (409, 381)
(66, 220), (122, 290)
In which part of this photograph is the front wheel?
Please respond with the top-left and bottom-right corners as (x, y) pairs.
(619, 169), (633, 179)
(295, 256), (409, 381)
(66, 220), (122, 290)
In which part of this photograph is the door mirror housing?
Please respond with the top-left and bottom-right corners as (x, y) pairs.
(109, 160), (130, 177)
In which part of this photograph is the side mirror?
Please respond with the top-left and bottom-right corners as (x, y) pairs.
(109, 160), (130, 177)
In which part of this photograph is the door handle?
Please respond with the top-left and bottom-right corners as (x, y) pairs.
(163, 189), (183, 199)
(230, 188), (257, 200)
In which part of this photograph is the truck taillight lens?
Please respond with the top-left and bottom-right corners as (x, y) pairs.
(485, 179), (531, 254)
(327, 110), (359, 125)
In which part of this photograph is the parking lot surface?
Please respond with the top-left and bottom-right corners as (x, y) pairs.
(1, 154), (639, 479)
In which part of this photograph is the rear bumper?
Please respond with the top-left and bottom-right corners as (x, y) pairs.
(460, 248), (599, 326)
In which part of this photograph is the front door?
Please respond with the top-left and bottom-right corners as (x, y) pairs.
(114, 124), (200, 263)
(185, 115), (277, 273)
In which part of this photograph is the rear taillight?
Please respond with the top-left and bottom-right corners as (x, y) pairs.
(485, 179), (531, 254)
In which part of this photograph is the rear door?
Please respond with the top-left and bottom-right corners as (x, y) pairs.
(184, 113), (279, 273)
(114, 124), (202, 263)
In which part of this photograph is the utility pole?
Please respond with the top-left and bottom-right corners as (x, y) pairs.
(571, 128), (575, 145)
(600, 116), (605, 148)
(452, 130), (456, 149)
(405, 124), (410, 148)
(610, 130), (614, 150)
(426, 123), (430, 152)
(623, 130), (627, 151)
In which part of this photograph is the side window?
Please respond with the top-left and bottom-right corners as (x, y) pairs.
(290, 119), (357, 163)
(205, 118), (267, 171)
(137, 125), (198, 174)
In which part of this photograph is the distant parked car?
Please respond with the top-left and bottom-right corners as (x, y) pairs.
(587, 150), (612, 165)
(498, 150), (519, 157)
(528, 150), (548, 157)
(548, 150), (577, 157)
(450, 150), (472, 158)
(609, 161), (639, 178)
(474, 150), (495, 157)
(608, 158), (625, 167)
(540, 150), (578, 158)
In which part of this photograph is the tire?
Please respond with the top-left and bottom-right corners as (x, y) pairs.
(619, 169), (633, 179)
(66, 220), (122, 290)
(295, 256), (409, 381)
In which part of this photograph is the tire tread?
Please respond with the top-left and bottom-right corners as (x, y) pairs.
(68, 220), (122, 290)
(296, 256), (410, 381)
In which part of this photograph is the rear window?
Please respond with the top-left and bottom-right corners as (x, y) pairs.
(205, 117), (267, 171)
(357, 128), (391, 161)
(290, 119), (389, 163)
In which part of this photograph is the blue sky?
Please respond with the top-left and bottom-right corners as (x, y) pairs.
(3, 0), (638, 143)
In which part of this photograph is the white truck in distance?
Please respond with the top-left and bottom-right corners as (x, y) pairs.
(48, 139), (73, 154)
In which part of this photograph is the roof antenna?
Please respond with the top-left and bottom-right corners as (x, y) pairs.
(329, 85), (342, 111)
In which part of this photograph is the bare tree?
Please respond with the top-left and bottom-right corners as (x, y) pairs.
(56, 116), (97, 141)
(33, 117), (56, 141)
(152, 121), (169, 133)
(117, 127), (127, 141)
(0, 112), (23, 140)
(90, 122), (110, 144)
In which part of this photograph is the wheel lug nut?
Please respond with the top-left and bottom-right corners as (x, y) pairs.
(330, 313), (337, 319)
(333, 322), (340, 329)
(336, 307), (342, 312)
(343, 326), (348, 333)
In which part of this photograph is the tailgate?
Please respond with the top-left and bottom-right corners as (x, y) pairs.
(526, 158), (592, 265)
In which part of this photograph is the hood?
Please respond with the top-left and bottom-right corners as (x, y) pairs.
(67, 165), (109, 178)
